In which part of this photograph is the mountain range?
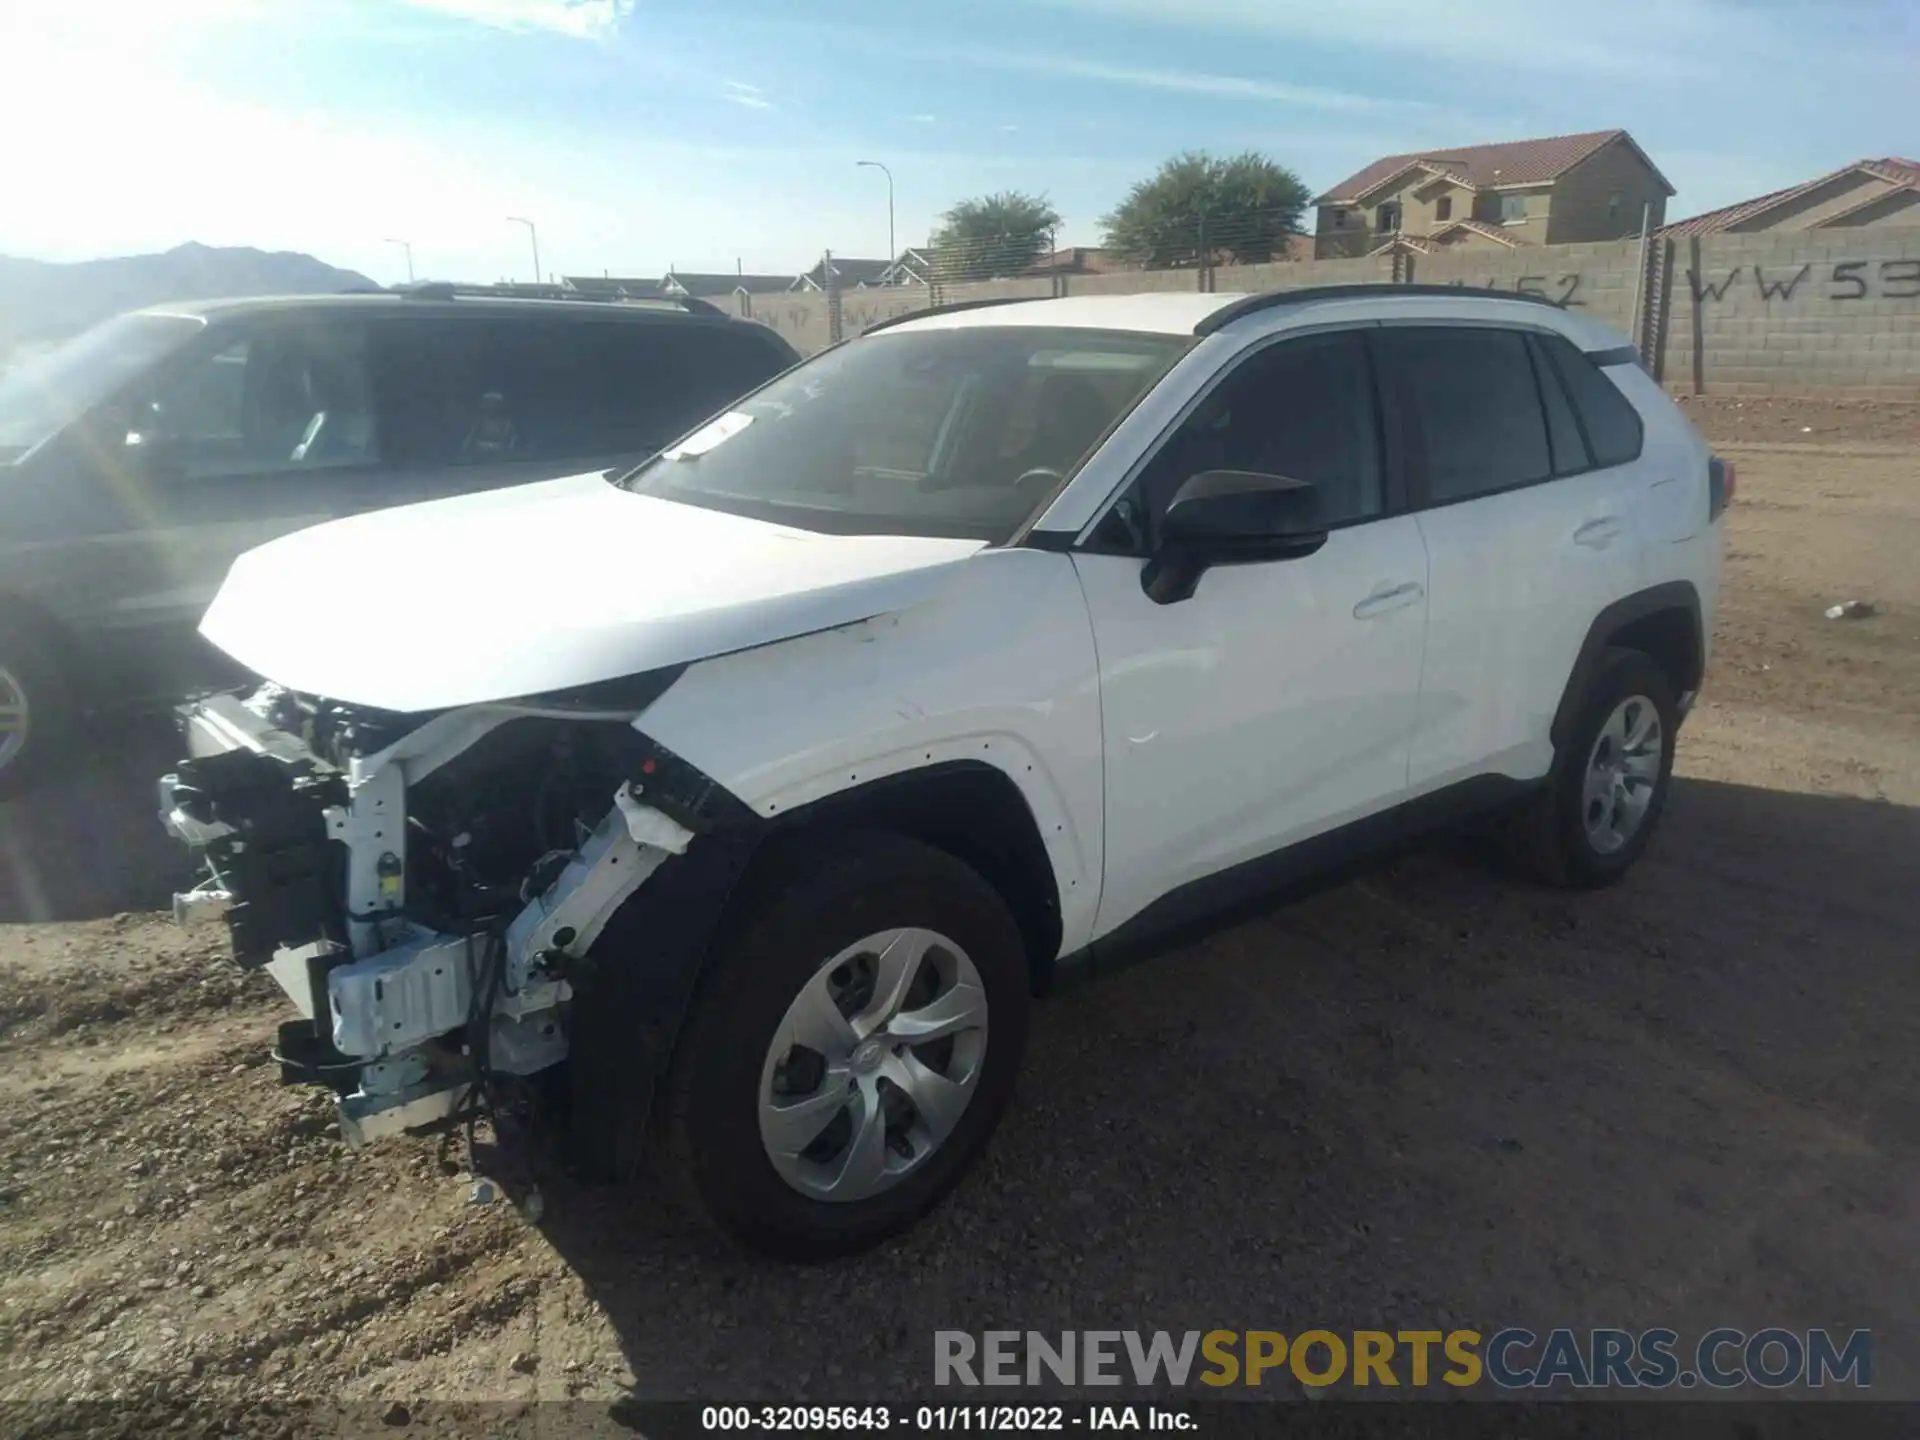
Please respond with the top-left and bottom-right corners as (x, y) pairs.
(0, 242), (377, 357)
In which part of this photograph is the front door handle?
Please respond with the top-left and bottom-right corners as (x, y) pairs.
(1574, 517), (1623, 549)
(1352, 582), (1424, 620)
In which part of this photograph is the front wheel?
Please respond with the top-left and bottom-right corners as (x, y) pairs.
(660, 830), (1030, 1260)
(1506, 648), (1679, 889)
(0, 617), (74, 800)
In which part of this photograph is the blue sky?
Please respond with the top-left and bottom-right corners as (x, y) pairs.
(1, 0), (1912, 284)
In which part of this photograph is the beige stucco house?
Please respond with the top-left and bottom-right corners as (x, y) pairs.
(1660, 157), (1920, 237)
(1313, 129), (1674, 260)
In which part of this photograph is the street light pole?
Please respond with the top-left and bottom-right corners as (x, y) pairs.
(506, 216), (541, 285)
(856, 160), (895, 272)
(384, 237), (414, 283)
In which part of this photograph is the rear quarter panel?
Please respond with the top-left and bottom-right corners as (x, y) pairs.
(1607, 365), (1724, 654)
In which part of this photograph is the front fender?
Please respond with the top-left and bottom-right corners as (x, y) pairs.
(636, 548), (1106, 957)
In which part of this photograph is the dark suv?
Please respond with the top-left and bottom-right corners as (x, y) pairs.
(0, 289), (799, 791)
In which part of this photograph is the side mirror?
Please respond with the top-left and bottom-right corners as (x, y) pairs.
(1143, 469), (1330, 604)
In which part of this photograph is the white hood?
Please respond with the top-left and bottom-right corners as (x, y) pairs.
(199, 472), (987, 712)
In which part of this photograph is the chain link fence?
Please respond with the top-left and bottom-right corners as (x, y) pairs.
(590, 209), (1659, 360)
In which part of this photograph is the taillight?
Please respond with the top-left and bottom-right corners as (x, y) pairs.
(1708, 455), (1736, 521)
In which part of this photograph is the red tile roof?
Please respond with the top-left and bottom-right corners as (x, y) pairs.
(1318, 129), (1664, 203)
(1436, 219), (1524, 247)
(1660, 157), (1920, 237)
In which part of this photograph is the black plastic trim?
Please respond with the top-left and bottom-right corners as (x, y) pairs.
(1548, 581), (1704, 753)
(1586, 344), (1643, 367)
(1045, 774), (1537, 991)
(1020, 529), (1079, 553)
(565, 818), (767, 1181)
(1708, 456), (1732, 523)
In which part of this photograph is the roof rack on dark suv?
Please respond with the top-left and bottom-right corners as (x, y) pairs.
(392, 280), (728, 319)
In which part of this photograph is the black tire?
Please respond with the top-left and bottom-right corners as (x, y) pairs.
(0, 614), (75, 801)
(1505, 647), (1678, 889)
(660, 829), (1030, 1261)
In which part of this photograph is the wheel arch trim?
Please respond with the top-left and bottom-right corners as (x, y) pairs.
(1549, 580), (1703, 755)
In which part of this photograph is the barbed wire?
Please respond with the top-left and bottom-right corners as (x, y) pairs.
(792, 204), (1331, 286)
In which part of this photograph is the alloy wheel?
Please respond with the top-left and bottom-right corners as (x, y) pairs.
(0, 666), (29, 773)
(1582, 693), (1664, 855)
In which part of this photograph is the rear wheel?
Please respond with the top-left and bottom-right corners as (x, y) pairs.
(1506, 648), (1677, 889)
(0, 616), (74, 800)
(660, 830), (1029, 1260)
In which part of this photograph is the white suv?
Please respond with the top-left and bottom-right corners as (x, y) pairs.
(158, 286), (1726, 1259)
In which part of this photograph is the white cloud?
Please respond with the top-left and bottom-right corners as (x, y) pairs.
(956, 49), (1435, 114)
(389, 0), (633, 39)
(1022, 0), (1913, 90)
(723, 91), (775, 110)
(912, 113), (938, 124)
(724, 80), (766, 95)
(1024, 0), (1701, 78)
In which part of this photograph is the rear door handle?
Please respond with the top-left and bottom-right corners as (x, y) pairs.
(1574, 517), (1623, 549)
(1353, 582), (1424, 620)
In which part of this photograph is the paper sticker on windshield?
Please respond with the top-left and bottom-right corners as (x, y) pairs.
(665, 410), (753, 459)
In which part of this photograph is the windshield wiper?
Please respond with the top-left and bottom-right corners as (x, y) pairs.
(606, 446), (671, 488)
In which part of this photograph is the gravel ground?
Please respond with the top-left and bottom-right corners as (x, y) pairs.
(1, 399), (1916, 1424)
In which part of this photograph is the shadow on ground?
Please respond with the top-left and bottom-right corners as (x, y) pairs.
(4, 737), (1913, 1396)
(528, 778), (1920, 1398)
(0, 717), (191, 923)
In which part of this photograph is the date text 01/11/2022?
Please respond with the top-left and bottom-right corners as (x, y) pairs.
(699, 1405), (1195, 1431)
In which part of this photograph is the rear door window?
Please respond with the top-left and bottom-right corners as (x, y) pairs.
(372, 317), (792, 467)
(1376, 326), (1551, 506)
(1525, 334), (1593, 476)
(1535, 331), (1645, 466)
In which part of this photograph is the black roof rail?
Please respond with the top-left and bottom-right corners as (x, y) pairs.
(662, 294), (727, 319)
(1194, 282), (1568, 336)
(394, 280), (460, 300)
(861, 295), (1048, 336)
(389, 280), (732, 319)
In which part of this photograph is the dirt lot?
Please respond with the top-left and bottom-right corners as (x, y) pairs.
(2, 399), (1917, 1423)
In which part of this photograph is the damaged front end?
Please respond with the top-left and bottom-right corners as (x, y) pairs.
(157, 672), (737, 1149)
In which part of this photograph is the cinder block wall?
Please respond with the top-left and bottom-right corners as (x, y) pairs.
(727, 228), (1920, 394)
(1663, 228), (1920, 399)
(1410, 239), (1645, 336)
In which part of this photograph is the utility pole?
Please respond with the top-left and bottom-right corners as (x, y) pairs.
(506, 216), (541, 286)
(857, 160), (895, 269)
(384, 238), (414, 283)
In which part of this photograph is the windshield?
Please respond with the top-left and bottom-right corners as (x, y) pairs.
(616, 326), (1189, 543)
(0, 312), (205, 463)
